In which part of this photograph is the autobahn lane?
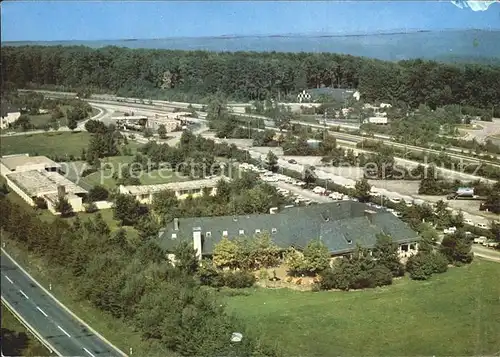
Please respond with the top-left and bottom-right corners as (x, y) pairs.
(1, 252), (124, 357)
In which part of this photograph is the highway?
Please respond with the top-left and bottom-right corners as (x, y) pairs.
(1, 249), (126, 357)
(34, 89), (499, 164)
(83, 98), (500, 167)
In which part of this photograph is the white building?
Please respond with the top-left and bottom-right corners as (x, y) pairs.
(119, 176), (230, 204)
(4, 170), (88, 214)
(366, 116), (388, 125)
(0, 154), (88, 214)
(0, 112), (21, 129)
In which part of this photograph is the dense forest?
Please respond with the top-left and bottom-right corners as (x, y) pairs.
(2, 46), (500, 110)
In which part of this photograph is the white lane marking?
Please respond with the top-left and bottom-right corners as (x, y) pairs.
(19, 290), (29, 299)
(83, 348), (96, 357)
(57, 325), (71, 338)
(36, 306), (48, 317)
(4, 275), (13, 284)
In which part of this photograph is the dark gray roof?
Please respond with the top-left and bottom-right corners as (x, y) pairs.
(158, 201), (418, 256)
(307, 88), (357, 102)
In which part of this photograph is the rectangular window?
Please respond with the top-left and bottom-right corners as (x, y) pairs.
(223, 230), (228, 237)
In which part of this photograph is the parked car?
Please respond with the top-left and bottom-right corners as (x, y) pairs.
(473, 236), (488, 244)
(476, 222), (488, 229)
(463, 219), (475, 226)
(443, 226), (457, 234)
(288, 159), (297, 164)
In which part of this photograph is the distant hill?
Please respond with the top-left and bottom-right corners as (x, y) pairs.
(4, 29), (500, 63)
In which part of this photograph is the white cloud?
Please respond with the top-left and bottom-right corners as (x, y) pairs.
(451, 0), (497, 11)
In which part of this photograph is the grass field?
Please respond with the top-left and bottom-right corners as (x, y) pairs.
(226, 260), (500, 357)
(1, 303), (55, 357)
(0, 131), (91, 157)
(82, 155), (189, 189)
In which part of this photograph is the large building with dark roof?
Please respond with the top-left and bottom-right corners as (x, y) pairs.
(158, 201), (420, 260)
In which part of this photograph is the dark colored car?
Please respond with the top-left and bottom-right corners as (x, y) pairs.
(288, 159), (297, 164)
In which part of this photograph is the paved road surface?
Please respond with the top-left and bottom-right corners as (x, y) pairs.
(1, 251), (124, 357)
(472, 245), (500, 263)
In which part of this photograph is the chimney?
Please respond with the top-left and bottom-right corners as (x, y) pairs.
(57, 185), (66, 199)
(364, 210), (376, 224)
(174, 218), (179, 231)
(193, 229), (202, 260)
(269, 207), (278, 214)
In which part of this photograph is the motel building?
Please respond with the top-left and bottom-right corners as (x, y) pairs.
(158, 201), (420, 262)
(118, 176), (230, 205)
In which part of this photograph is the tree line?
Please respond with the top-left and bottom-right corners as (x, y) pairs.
(3, 91), (93, 131)
(2, 45), (500, 110)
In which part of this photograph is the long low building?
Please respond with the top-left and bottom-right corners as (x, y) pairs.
(5, 169), (88, 214)
(119, 176), (230, 204)
(158, 201), (420, 260)
(0, 154), (61, 174)
(1, 154), (88, 214)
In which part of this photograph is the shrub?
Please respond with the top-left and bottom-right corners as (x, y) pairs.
(319, 266), (350, 291)
(34, 196), (47, 209)
(85, 202), (98, 213)
(88, 185), (109, 202)
(369, 265), (393, 287)
(223, 270), (256, 289)
(429, 252), (449, 274)
(197, 260), (225, 288)
(406, 252), (448, 280)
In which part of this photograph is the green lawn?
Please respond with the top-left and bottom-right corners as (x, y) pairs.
(0, 131), (91, 157)
(82, 155), (189, 189)
(27, 106), (100, 130)
(226, 260), (500, 357)
(1, 303), (55, 356)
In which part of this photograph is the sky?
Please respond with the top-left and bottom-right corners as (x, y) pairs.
(2, 1), (499, 42)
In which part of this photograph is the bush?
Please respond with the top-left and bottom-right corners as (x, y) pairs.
(428, 252), (449, 274)
(223, 270), (256, 289)
(369, 265), (393, 287)
(85, 202), (98, 213)
(197, 260), (225, 288)
(406, 252), (448, 280)
(34, 196), (47, 209)
(88, 185), (109, 202)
